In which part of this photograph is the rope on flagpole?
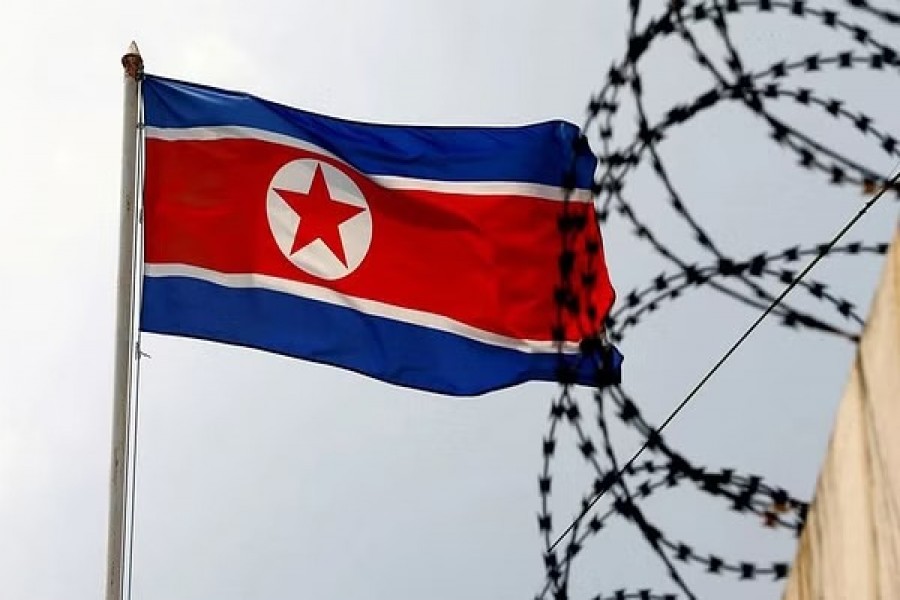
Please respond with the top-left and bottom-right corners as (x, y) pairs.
(107, 42), (144, 600)
(123, 82), (147, 600)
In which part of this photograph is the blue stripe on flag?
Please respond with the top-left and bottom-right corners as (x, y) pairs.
(142, 75), (597, 189)
(140, 276), (620, 396)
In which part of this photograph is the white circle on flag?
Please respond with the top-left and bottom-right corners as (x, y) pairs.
(266, 159), (373, 280)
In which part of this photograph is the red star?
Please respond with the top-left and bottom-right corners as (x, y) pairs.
(274, 164), (366, 266)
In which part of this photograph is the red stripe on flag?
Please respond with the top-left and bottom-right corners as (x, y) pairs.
(143, 137), (613, 342)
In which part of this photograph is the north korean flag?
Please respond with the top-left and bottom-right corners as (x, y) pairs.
(139, 75), (620, 395)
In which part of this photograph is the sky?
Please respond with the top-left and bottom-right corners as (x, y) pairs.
(0, 1), (898, 599)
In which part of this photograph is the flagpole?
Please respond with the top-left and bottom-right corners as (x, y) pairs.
(107, 41), (143, 600)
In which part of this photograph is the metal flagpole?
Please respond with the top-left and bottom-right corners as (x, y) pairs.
(107, 41), (143, 600)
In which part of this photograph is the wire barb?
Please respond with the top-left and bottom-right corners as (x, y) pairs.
(542, 2), (899, 597)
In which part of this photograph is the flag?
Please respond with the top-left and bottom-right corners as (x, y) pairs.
(139, 75), (620, 395)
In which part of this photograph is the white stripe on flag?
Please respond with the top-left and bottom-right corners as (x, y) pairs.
(144, 263), (581, 355)
(144, 125), (595, 204)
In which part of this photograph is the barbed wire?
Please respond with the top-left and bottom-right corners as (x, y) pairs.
(544, 1), (897, 598)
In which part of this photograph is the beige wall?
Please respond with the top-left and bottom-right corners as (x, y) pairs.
(783, 226), (900, 600)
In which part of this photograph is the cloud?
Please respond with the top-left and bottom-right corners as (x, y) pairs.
(173, 33), (263, 91)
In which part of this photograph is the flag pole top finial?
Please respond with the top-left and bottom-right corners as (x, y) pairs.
(122, 41), (143, 79)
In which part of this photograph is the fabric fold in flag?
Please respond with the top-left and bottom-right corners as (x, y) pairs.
(139, 74), (621, 395)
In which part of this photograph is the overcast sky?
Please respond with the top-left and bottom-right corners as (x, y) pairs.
(1, 1), (898, 599)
